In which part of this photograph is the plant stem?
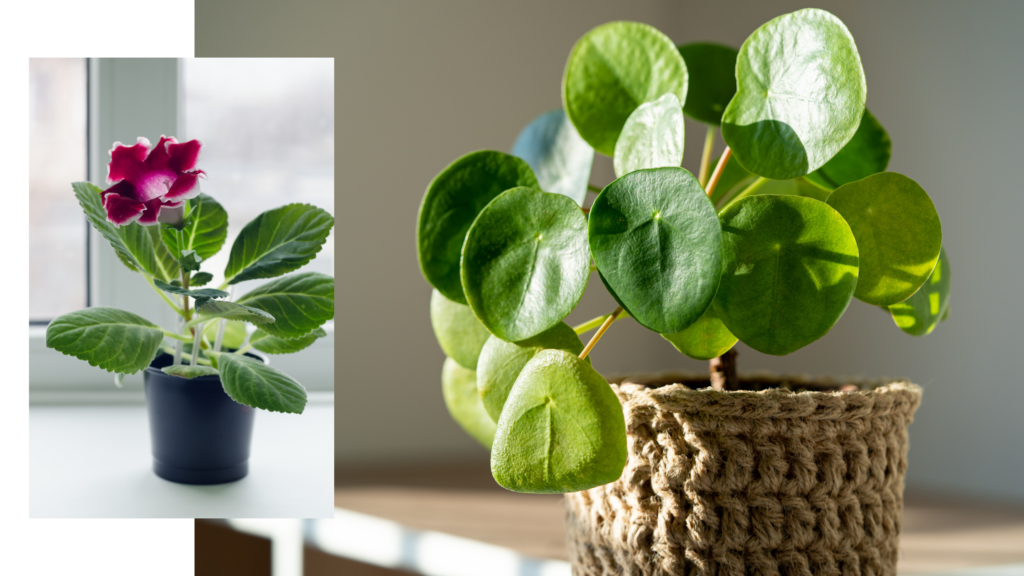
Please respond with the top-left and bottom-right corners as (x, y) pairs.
(709, 347), (739, 391)
(579, 306), (623, 360)
(181, 270), (191, 321)
(162, 329), (191, 342)
(573, 308), (630, 334)
(233, 343), (254, 356)
(587, 184), (602, 193)
(698, 126), (717, 187)
(143, 273), (184, 316)
(176, 350), (214, 366)
(704, 146), (732, 198)
(718, 176), (768, 212)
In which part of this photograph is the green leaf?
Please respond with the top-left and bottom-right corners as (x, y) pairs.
(45, 307), (163, 374)
(146, 225), (180, 282)
(161, 194), (228, 261)
(589, 167), (723, 334)
(153, 278), (228, 301)
(196, 300), (275, 325)
(661, 305), (738, 361)
(224, 203), (334, 285)
(476, 322), (587, 423)
(613, 93), (684, 178)
(250, 327), (327, 355)
(161, 365), (220, 379)
(490, 349), (626, 494)
(721, 8), (866, 180)
(889, 247), (951, 336)
(461, 187), (590, 342)
(711, 155), (832, 205)
(417, 151), (538, 303)
(180, 249), (203, 273)
(826, 172), (942, 306)
(217, 353), (307, 414)
(806, 109), (891, 190)
(511, 109), (594, 206)
(714, 195), (859, 355)
(190, 272), (214, 287)
(441, 357), (496, 449)
(203, 320), (248, 350)
(235, 272), (334, 338)
(563, 21), (688, 156)
(430, 289), (492, 370)
(73, 182), (174, 281)
(677, 42), (738, 126)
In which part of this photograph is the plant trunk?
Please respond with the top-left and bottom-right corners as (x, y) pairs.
(709, 348), (739, 391)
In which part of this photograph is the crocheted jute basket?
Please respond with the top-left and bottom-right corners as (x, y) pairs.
(565, 373), (922, 576)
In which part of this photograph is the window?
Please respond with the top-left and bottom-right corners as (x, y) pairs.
(29, 58), (88, 322)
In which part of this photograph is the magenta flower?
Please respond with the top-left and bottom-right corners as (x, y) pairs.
(102, 136), (205, 226)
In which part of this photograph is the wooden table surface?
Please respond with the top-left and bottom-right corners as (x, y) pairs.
(336, 461), (1024, 575)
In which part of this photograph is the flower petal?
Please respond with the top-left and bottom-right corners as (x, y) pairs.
(167, 139), (202, 172)
(101, 188), (146, 227)
(137, 197), (183, 226)
(163, 170), (203, 202)
(107, 137), (151, 184)
(145, 135), (177, 172)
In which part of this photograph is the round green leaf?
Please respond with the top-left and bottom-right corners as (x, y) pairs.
(512, 109), (594, 206)
(441, 357), (496, 449)
(203, 320), (248, 350)
(430, 288), (492, 369)
(677, 42), (738, 125)
(589, 168), (723, 334)
(236, 272), (334, 338)
(417, 151), (539, 303)
(462, 187), (590, 342)
(889, 246), (951, 336)
(224, 203), (334, 285)
(661, 305), (738, 361)
(806, 109), (891, 190)
(721, 8), (866, 180)
(613, 93), (684, 178)
(476, 322), (587, 423)
(162, 365), (220, 379)
(46, 307), (164, 374)
(490, 349), (626, 494)
(563, 21), (688, 156)
(250, 327), (327, 355)
(825, 172), (942, 306)
(217, 353), (307, 414)
(161, 193), (228, 261)
(714, 195), (859, 356)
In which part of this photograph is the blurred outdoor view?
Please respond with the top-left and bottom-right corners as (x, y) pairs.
(28, 58), (87, 322)
(182, 58), (335, 298)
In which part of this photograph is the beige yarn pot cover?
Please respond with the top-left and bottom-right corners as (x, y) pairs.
(565, 374), (922, 576)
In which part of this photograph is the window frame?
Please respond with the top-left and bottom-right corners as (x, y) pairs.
(30, 58), (334, 399)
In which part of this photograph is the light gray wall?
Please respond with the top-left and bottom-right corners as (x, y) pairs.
(197, 0), (1024, 502)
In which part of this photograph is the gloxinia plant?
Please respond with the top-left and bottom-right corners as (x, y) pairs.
(418, 9), (950, 493)
(46, 136), (335, 414)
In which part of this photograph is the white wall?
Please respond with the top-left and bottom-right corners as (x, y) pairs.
(198, 0), (1024, 502)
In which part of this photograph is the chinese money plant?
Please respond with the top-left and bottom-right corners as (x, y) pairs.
(46, 136), (335, 414)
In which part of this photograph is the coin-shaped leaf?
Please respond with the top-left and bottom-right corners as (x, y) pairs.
(511, 109), (594, 206)
(589, 168), (722, 334)
(722, 8), (866, 180)
(661, 305), (738, 361)
(430, 288), (492, 369)
(563, 21), (688, 156)
(714, 195), (859, 356)
(826, 172), (942, 306)
(417, 151), (539, 303)
(805, 109), (891, 190)
(889, 246), (951, 336)
(677, 42), (738, 125)
(613, 93), (684, 178)
(462, 187), (590, 342)
(490, 349), (626, 494)
(441, 357), (496, 449)
(476, 322), (587, 423)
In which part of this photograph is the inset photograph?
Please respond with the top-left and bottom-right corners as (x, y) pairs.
(29, 57), (335, 518)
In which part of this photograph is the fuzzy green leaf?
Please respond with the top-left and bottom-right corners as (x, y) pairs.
(153, 279), (229, 301)
(161, 365), (220, 379)
(190, 272), (214, 287)
(235, 272), (334, 339)
(197, 300), (275, 325)
(430, 289), (492, 370)
(250, 327), (327, 355)
(217, 353), (307, 414)
(161, 194), (228, 261)
(441, 357), (496, 449)
(511, 109), (594, 206)
(613, 93), (685, 178)
(203, 320), (248, 350)
(45, 307), (163, 374)
(224, 203), (333, 285)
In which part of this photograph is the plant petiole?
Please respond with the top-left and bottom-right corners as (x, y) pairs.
(704, 146), (732, 198)
(718, 176), (768, 212)
(143, 273), (184, 316)
(162, 329), (191, 342)
(698, 125), (717, 187)
(573, 308), (630, 334)
(579, 306), (623, 360)
(587, 184), (602, 193)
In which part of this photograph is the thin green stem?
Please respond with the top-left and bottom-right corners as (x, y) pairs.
(579, 306), (623, 360)
(573, 309), (631, 334)
(233, 343), (254, 356)
(587, 184), (602, 193)
(176, 351), (214, 366)
(143, 273), (184, 316)
(162, 329), (191, 342)
(217, 279), (231, 291)
(698, 125), (717, 188)
(718, 176), (768, 212)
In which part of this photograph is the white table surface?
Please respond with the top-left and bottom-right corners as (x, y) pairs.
(30, 395), (334, 518)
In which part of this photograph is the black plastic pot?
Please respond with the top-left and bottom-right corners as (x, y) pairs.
(143, 352), (258, 485)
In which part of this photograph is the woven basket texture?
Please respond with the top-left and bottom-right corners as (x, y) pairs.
(565, 373), (922, 576)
